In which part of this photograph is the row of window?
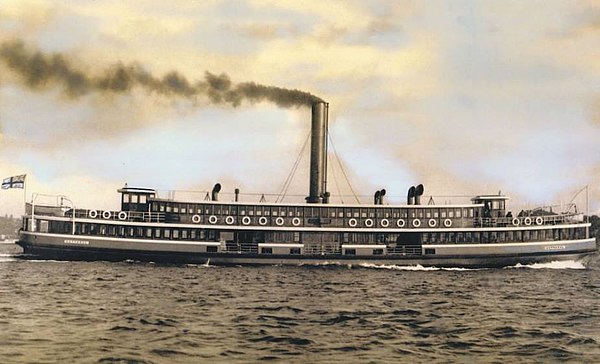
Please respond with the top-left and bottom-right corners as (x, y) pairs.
(152, 203), (479, 220)
(421, 228), (587, 244)
(31, 220), (587, 246)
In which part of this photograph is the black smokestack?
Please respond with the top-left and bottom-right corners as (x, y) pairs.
(0, 40), (322, 107)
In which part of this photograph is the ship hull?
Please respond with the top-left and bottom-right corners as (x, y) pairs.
(17, 232), (597, 268)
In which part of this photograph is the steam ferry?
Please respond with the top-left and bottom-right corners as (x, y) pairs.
(17, 102), (597, 267)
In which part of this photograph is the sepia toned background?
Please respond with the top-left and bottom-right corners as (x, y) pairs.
(1, 0), (598, 215)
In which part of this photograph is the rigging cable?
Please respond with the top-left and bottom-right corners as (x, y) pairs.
(328, 151), (345, 204)
(328, 132), (360, 204)
(275, 131), (311, 203)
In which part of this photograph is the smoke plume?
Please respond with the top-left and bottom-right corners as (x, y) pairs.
(0, 40), (322, 107)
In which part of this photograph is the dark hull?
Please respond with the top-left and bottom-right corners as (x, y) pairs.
(16, 241), (597, 268)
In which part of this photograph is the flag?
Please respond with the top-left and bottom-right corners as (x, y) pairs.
(1, 174), (26, 189)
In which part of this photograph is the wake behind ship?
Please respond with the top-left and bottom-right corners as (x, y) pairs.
(17, 102), (598, 267)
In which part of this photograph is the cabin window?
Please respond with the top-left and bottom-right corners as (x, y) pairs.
(191, 230), (197, 239)
(456, 233), (464, 243)
(441, 210), (447, 218)
(425, 248), (436, 255)
(123, 194), (130, 203)
(159, 204), (165, 212)
(346, 210), (352, 218)
(449, 210), (454, 218)
(166, 205), (172, 213)
(456, 209), (462, 218)
(368, 209), (375, 218)
(256, 208), (262, 216)
(240, 207), (246, 216)
(294, 232), (301, 242)
(182, 230), (188, 239)
(173, 205), (179, 213)
(361, 209), (367, 218)
(410, 209), (415, 218)
(173, 230), (179, 239)
(140, 195), (147, 204)
(345, 249), (356, 256)
(248, 207), (254, 216)
(290, 248), (301, 255)
(469, 209), (474, 218)
(131, 195), (139, 204)
(207, 246), (218, 253)
(418, 210), (424, 218)
(426, 211), (431, 218)
(145, 228), (152, 238)
(261, 247), (273, 254)
(373, 249), (384, 256)
(492, 201), (499, 209)
(401, 209), (408, 218)
(164, 229), (171, 239)
(433, 210), (439, 218)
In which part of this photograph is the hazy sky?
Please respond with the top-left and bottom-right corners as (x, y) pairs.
(0, 0), (599, 215)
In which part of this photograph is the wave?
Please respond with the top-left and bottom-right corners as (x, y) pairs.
(357, 263), (481, 271)
(507, 260), (586, 270)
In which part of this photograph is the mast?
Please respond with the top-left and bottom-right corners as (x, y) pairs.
(306, 101), (329, 203)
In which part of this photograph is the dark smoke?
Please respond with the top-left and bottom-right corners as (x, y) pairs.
(0, 40), (322, 107)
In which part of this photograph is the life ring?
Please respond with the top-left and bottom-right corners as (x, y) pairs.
(535, 217), (543, 225)
(412, 219), (421, 228)
(349, 218), (358, 227)
(512, 218), (520, 226)
(380, 219), (389, 227)
(88, 210), (98, 219)
(428, 219), (437, 228)
(192, 214), (201, 224)
(208, 215), (218, 224)
(102, 210), (112, 219)
(444, 219), (452, 228)
(292, 217), (301, 226)
(259, 216), (268, 226)
(118, 211), (128, 221)
(396, 219), (406, 228)
(524, 217), (532, 226)
(225, 216), (235, 225)
(275, 217), (285, 226)
(242, 216), (251, 225)
(365, 219), (374, 227)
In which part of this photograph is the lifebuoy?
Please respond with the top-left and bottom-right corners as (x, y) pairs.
(412, 219), (421, 228)
(365, 219), (374, 227)
(381, 219), (389, 227)
(225, 216), (235, 225)
(275, 217), (285, 226)
(512, 218), (520, 226)
(524, 217), (532, 226)
(259, 216), (268, 226)
(292, 217), (301, 226)
(208, 215), (218, 224)
(242, 216), (251, 225)
(397, 219), (406, 228)
(349, 218), (358, 227)
(444, 219), (452, 228)
(192, 214), (201, 224)
(102, 210), (112, 219)
(535, 217), (543, 225)
(88, 210), (98, 219)
(428, 219), (437, 228)
(118, 211), (128, 221)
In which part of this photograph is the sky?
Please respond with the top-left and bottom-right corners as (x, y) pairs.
(0, 0), (599, 216)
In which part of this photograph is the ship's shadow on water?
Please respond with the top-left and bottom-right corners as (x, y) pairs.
(0, 245), (599, 363)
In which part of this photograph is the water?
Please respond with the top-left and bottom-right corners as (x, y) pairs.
(1, 242), (599, 363)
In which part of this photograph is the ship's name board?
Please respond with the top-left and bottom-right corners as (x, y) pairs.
(544, 245), (566, 251)
(63, 239), (90, 245)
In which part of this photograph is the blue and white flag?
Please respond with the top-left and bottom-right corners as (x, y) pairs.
(1, 174), (26, 189)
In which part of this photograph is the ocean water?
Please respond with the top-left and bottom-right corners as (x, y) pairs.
(1, 242), (599, 363)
